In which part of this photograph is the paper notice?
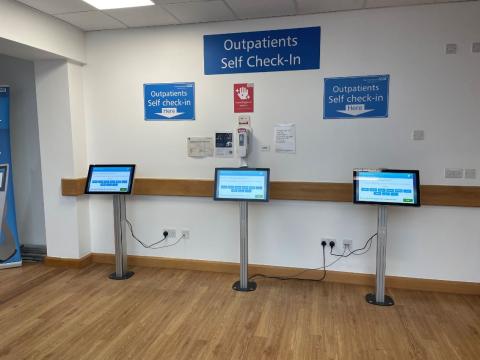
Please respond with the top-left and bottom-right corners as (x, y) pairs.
(187, 137), (213, 157)
(274, 124), (296, 154)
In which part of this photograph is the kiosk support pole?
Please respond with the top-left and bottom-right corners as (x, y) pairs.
(366, 205), (394, 306)
(232, 201), (256, 291)
(109, 194), (134, 280)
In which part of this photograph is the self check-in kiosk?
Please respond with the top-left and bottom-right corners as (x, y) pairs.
(85, 164), (136, 280)
(353, 169), (421, 306)
(214, 119), (271, 292)
(214, 167), (270, 291)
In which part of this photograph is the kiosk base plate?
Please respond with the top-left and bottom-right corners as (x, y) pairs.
(232, 280), (257, 292)
(366, 293), (394, 306)
(109, 271), (134, 280)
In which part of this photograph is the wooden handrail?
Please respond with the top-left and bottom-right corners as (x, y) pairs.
(61, 178), (480, 207)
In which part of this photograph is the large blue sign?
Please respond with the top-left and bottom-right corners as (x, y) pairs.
(0, 86), (22, 269)
(324, 75), (390, 119)
(144, 82), (195, 121)
(204, 27), (320, 75)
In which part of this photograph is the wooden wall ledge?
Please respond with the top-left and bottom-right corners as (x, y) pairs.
(61, 177), (480, 207)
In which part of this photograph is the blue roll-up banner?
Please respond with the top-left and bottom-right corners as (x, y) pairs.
(0, 86), (22, 269)
(204, 27), (321, 75)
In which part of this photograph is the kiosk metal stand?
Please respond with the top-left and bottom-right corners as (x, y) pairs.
(109, 194), (134, 280)
(232, 200), (256, 291)
(232, 155), (256, 292)
(366, 205), (394, 306)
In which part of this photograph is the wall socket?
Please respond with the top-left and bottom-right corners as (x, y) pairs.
(412, 130), (425, 141)
(465, 169), (477, 180)
(445, 43), (457, 54)
(444, 168), (464, 179)
(343, 239), (353, 249)
(164, 229), (176, 239)
(472, 42), (480, 53)
(322, 238), (336, 247)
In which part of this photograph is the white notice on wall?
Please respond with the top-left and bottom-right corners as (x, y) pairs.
(274, 123), (296, 154)
(187, 137), (213, 157)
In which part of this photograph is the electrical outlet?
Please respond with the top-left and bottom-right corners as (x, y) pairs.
(412, 130), (424, 141)
(444, 168), (464, 179)
(181, 229), (190, 239)
(445, 43), (457, 55)
(164, 229), (176, 239)
(472, 42), (480, 53)
(465, 169), (477, 180)
(324, 239), (335, 248)
(343, 239), (353, 249)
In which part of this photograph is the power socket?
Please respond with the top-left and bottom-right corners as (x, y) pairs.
(164, 229), (176, 239)
(343, 239), (353, 250)
(322, 238), (335, 246)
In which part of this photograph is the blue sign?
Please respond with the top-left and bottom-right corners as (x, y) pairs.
(144, 82), (195, 121)
(0, 86), (22, 269)
(324, 75), (390, 119)
(204, 27), (320, 75)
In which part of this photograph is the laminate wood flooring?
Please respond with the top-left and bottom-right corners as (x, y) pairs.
(0, 263), (478, 360)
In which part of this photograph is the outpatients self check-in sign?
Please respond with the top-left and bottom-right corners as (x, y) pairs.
(144, 82), (195, 121)
(324, 75), (390, 119)
(204, 27), (321, 75)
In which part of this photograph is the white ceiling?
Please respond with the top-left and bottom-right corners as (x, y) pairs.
(15, 0), (476, 31)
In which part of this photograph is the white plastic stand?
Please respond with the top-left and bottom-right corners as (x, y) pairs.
(109, 194), (134, 280)
(366, 205), (394, 306)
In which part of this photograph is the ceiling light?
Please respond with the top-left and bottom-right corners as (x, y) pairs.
(82, 0), (155, 10)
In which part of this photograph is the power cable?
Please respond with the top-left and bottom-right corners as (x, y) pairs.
(249, 233), (377, 283)
(125, 218), (171, 249)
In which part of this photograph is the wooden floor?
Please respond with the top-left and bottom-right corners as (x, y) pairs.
(0, 263), (479, 360)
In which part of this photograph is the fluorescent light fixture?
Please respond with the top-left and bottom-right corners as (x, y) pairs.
(83, 0), (155, 10)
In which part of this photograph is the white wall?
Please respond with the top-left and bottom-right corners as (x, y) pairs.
(0, 0), (85, 63)
(35, 60), (90, 258)
(0, 54), (46, 246)
(0, 0), (89, 255)
(84, 2), (480, 282)
(68, 63), (90, 255)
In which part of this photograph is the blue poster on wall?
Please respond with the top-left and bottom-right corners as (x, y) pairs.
(204, 27), (321, 75)
(324, 75), (390, 119)
(0, 86), (22, 269)
(144, 82), (195, 121)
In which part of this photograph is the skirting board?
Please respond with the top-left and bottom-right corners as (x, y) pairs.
(44, 254), (92, 269)
(44, 253), (480, 296)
